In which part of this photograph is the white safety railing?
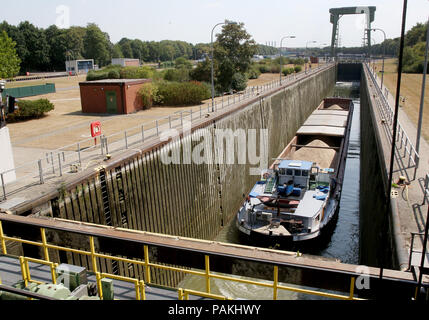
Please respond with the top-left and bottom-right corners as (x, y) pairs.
(364, 63), (420, 179)
(0, 63), (335, 200)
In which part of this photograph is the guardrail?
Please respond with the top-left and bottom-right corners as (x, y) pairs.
(0, 63), (335, 201)
(364, 63), (420, 180)
(0, 219), (364, 300)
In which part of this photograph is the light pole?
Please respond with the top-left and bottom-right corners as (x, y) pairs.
(415, 16), (428, 171)
(367, 28), (387, 89)
(211, 20), (237, 112)
(279, 35), (296, 85)
(305, 40), (317, 73)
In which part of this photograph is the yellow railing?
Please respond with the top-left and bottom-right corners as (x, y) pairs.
(0, 221), (364, 300)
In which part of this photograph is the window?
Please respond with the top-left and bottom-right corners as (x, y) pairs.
(279, 168), (285, 175)
(287, 169), (293, 175)
(302, 170), (309, 177)
(295, 170), (301, 176)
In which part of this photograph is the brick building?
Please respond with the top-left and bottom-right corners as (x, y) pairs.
(79, 79), (151, 114)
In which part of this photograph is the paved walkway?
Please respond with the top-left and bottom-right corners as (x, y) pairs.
(368, 66), (429, 269)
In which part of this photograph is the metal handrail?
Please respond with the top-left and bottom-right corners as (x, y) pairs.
(0, 219), (363, 300)
(364, 63), (419, 178)
(0, 64), (334, 200)
(423, 174), (429, 205)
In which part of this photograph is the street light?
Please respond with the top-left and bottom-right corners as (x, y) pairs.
(279, 35), (296, 85)
(211, 20), (237, 112)
(366, 28), (387, 90)
(305, 40), (317, 73)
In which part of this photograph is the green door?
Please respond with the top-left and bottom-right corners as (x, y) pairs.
(106, 91), (117, 114)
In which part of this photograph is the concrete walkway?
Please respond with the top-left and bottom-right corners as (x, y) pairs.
(369, 66), (429, 269)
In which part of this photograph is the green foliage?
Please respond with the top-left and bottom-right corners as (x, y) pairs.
(214, 22), (257, 92)
(83, 23), (111, 67)
(138, 82), (161, 109)
(8, 98), (54, 122)
(120, 66), (154, 79)
(282, 68), (294, 76)
(294, 65), (302, 73)
(156, 81), (210, 106)
(231, 73), (247, 92)
(174, 57), (192, 69)
(257, 45), (278, 56)
(190, 58), (212, 83)
(0, 30), (20, 78)
(163, 68), (190, 82)
(108, 70), (120, 79)
(246, 65), (261, 79)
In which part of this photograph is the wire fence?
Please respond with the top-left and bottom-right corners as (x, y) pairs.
(0, 63), (335, 201)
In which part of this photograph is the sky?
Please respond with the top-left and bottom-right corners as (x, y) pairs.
(1, 0), (428, 48)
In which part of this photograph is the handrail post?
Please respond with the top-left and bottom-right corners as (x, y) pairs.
(273, 266), (279, 300)
(89, 236), (103, 300)
(38, 160), (44, 184)
(125, 131), (128, 149)
(0, 221), (7, 254)
(58, 154), (62, 177)
(408, 233), (416, 271)
(40, 228), (50, 262)
(144, 245), (151, 284)
(349, 277), (356, 300)
(205, 255), (211, 294)
(77, 143), (81, 167)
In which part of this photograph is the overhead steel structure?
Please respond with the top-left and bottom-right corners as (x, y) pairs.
(329, 6), (376, 58)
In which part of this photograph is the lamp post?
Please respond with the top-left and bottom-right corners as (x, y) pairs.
(279, 35), (296, 85)
(211, 20), (237, 112)
(367, 28), (387, 89)
(305, 40), (317, 73)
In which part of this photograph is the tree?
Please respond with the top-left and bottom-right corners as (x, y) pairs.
(17, 21), (50, 71)
(83, 23), (110, 66)
(0, 31), (20, 78)
(111, 44), (123, 59)
(64, 26), (86, 60)
(45, 25), (68, 71)
(213, 22), (257, 92)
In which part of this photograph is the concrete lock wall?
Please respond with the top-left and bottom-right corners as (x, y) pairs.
(359, 69), (397, 269)
(42, 67), (336, 286)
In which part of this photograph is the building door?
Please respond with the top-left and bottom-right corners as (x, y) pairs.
(106, 91), (117, 114)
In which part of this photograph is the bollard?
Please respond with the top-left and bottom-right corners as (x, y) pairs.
(38, 160), (44, 184)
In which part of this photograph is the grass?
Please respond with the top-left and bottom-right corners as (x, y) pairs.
(375, 58), (429, 142)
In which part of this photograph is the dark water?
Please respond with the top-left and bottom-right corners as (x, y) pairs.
(179, 82), (361, 297)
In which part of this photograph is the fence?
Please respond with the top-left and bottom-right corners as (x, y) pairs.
(364, 63), (420, 180)
(0, 63), (335, 201)
(3, 83), (56, 98)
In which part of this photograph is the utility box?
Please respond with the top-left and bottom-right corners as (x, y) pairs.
(56, 264), (88, 291)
